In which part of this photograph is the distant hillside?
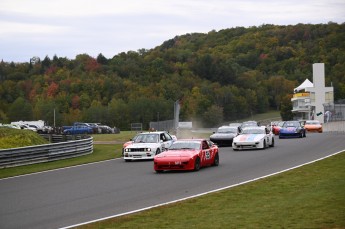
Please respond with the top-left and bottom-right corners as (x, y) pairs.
(0, 23), (344, 129)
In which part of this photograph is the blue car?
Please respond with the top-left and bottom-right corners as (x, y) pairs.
(279, 121), (306, 139)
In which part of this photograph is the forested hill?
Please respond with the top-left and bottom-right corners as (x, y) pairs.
(0, 23), (344, 129)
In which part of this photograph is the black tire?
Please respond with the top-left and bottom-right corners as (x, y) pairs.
(233, 148), (239, 151)
(155, 170), (163, 173)
(194, 157), (201, 171)
(213, 153), (219, 166)
(299, 132), (303, 138)
(155, 148), (161, 155)
(263, 140), (267, 149)
(270, 138), (275, 147)
(124, 159), (131, 162)
(303, 131), (306, 137)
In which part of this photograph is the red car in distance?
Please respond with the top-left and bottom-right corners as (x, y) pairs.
(271, 121), (285, 135)
(153, 139), (219, 173)
(121, 134), (138, 156)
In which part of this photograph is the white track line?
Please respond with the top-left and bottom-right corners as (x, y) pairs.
(60, 149), (344, 229)
(0, 158), (121, 181)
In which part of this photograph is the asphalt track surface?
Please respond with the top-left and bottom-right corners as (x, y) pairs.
(1, 132), (345, 229)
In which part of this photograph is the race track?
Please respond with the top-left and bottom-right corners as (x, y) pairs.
(0, 132), (344, 229)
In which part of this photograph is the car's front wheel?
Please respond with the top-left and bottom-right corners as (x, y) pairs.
(213, 153), (219, 166)
(270, 138), (275, 147)
(262, 140), (267, 149)
(194, 157), (201, 171)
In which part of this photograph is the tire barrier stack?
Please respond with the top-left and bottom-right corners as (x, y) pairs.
(0, 135), (93, 168)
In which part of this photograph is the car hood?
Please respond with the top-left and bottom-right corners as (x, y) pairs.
(155, 149), (197, 158)
(126, 142), (160, 148)
(280, 127), (299, 132)
(304, 124), (321, 128)
(234, 134), (265, 142)
(123, 141), (133, 148)
(210, 133), (236, 139)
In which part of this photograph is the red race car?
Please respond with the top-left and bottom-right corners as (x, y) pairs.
(271, 121), (285, 135)
(153, 139), (219, 173)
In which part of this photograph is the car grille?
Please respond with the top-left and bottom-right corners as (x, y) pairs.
(128, 148), (146, 152)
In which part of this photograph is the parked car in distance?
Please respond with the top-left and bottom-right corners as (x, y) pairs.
(232, 126), (274, 150)
(63, 122), (93, 135)
(98, 125), (113, 134)
(19, 124), (37, 132)
(154, 139), (219, 172)
(86, 123), (102, 134)
(123, 131), (175, 161)
(210, 126), (239, 146)
(0, 124), (21, 129)
(304, 120), (323, 133)
(279, 121), (306, 138)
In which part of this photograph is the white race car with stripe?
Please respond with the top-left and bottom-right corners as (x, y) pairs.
(232, 126), (274, 150)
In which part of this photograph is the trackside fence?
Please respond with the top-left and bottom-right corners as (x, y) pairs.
(0, 136), (93, 168)
(39, 134), (87, 143)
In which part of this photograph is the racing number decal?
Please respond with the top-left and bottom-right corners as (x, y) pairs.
(205, 150), (211, 160)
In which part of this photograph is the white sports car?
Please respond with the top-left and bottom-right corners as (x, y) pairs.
(123, 131), (175, 161)
(232, 126), (274, 150)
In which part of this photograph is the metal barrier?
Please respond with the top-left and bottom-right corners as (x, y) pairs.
(0, 136), (93, 168)
(39, 134), (86, 143)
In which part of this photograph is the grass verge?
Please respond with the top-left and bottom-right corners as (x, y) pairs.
(78, 152), (345, 229)
(91, 131), (138, 142)
(0, 127), (48, 149)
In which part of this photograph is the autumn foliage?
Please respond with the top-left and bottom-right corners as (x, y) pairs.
(0, 23), (344, 129)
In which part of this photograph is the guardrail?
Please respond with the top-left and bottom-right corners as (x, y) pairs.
(39, 134), (87, 143)
(0, 136), (93, 168)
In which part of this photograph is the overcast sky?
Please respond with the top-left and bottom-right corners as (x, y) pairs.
(1, 0), (344, 63)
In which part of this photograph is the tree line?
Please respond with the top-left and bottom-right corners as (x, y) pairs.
(0, 23), (344, 130)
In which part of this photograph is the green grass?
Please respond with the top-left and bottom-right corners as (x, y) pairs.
(230, 110), (281, 124)
(78, 152), (345, 229)
(91, 131), (138, 142)
(0, 127), (48, 149)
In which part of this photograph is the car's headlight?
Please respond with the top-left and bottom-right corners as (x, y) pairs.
(144, 148), (152, 152)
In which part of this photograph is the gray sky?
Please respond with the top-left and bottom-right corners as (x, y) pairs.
(1, 0), (344, 63)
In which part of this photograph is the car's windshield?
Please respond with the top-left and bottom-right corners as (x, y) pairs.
(278, 122), (285, 127)
(306, 121), (320, 125)
(169, 142), (200, 150)
(217, 127), (237, 133)
(133, 134), (158, 143)
(242, 128), (265, 134)
(283, 122), (300, 128)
